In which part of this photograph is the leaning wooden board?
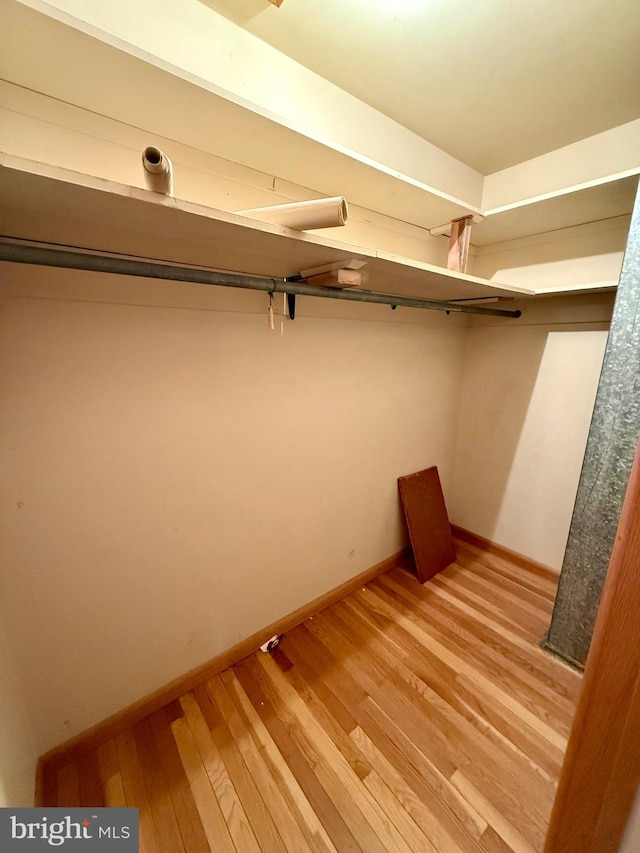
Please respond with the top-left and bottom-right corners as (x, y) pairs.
(398, 466), (456, 583)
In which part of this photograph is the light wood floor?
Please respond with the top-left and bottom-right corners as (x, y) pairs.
(41, 538), (582, 852)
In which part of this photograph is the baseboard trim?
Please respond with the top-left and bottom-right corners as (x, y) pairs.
(36, 546), (410, 788)
(451, 524), (558, 583)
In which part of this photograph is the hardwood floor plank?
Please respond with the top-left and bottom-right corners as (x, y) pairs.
(39, 542), (580, 853)
(181, 691), (261, 853)
(412, 598), (573, 735)
(76, 750), (104, 807)
(452, 769), (537, 853)
(351, 583), (567, 750)
(333, 593), (559, 837)
(450, 531), (559, 585)
(208, 673), (312, 852)
(451, 556), (552, 618)
(454, 541), (556, 603)
(350, 725), (445, 853)
(97, 740), (127, 808)
(348, 589), (558, 847)
(220, 668), (338, 853)
(196, 680), (288, 853)
(56, 762), (79, 807)
(264, 648), (432, 853)
(335, 584), (563, 781)
(132, 718), (186, 853)
(340, 594), (558, 786)
(268, 647), (371, 780)
(480, 824), (523, 853)
(337, 591), (462, 698)
(234, 659), (365, 853)
(306, 611), (460, 783)
(443, 564), (549, 634)
(170, 715), (236, 853)
(321, 604), (467, 772)
(359, 702), (487, 851)
(277, 628), (362, 735)
(361, 766), (435, 853)
(377, 574), (578, 720)
(114, 730), (160, 853)
(410, 570), (581, 702)
(148, 710), (211, 852)
(453, 538), (558, 601)
(453, 675), (565, 779)
(293, 621), (371, 705)
(41, 762), (58, 807)
(251, 652), (406, 853)
(429, 569), (536, 641)
(298, 609), (489, 850)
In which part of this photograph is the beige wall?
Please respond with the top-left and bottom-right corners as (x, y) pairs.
(0, 621), (38, 806)
(0, 265), (467, 753)
(450, 294), (613, 569)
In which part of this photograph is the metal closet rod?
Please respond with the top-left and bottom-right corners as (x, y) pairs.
(0, 241), (522, 318)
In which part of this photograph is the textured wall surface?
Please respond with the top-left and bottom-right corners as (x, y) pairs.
(545, 183), (640, 666)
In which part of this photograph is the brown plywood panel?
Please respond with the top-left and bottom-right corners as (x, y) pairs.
(398, 466), (456, 583)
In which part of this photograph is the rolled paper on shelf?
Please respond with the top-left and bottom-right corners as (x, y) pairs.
(142, 146), (173, 196)
(238, 196), (348, 230)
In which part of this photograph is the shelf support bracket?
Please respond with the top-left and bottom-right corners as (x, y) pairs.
(447, 215), (473, 273)
(287, 293), (296, 320)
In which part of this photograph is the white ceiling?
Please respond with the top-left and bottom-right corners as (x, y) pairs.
(203, 0), (640, 174)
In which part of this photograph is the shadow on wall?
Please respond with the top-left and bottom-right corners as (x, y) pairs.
(474, 217), (630, 293)
(450, 326), (547, 547)
(450, 327), (608, 570)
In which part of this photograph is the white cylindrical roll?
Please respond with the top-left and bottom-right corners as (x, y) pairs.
(238, 196), (348, 231)
(142, 146), (173, 196)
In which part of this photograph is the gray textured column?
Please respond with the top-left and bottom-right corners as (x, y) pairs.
(544, 183), (640, 667)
